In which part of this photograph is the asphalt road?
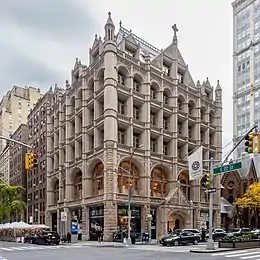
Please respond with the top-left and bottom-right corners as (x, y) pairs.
(1, 242), (259, 260)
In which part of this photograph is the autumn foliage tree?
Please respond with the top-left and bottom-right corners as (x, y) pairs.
(234, 182), (260, 208)
(0, 183), (26, 222)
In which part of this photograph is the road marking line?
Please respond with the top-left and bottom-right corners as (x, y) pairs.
(9, 247), (25, 250)
(211, 250), (249, 256)
(0, 248), (12, 251)
(242, 254), (260, 259)
(226, 252), (260, 258)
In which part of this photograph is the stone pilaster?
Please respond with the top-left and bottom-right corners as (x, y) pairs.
(46, 211), (52, 230)
(57, 208), (61, 234)
(141, 204), (150, 232)
(103, 201), (117, 241)
(214, 209), (221, 228)
(158, 206), (168, 238)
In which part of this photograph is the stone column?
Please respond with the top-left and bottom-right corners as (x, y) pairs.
(214, 209), (221, 228)
(46, 211), (52, 230)
(103, 201), (117, 241)
(57, 208), (61, 234)
(158, 206), (168, 238)
(81, 205), (87, 241)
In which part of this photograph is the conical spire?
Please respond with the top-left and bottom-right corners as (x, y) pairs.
(105, 12), (114, 27)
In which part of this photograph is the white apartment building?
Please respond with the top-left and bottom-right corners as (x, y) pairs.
(0, 86), (42, 153)
(0, 146), (10, 184)
(233, 0), (260, 157)
(46, 13), (223, 241)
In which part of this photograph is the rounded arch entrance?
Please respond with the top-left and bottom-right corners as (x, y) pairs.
(72, 167), (82, 200)
(168, 211), (185, 231)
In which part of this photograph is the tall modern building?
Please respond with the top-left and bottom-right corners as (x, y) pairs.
(46, 13), (222, 241)
(232, 0), (260, 157)
(0, 86), (42, 153)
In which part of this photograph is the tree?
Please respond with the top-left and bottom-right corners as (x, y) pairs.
(234, 183), (260, 208)
(0, 183), (26, 222)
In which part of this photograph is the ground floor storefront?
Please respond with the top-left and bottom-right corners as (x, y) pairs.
(46, 201), (220, 241)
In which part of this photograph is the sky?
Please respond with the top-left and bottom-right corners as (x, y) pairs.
(0, 0), (233, 158)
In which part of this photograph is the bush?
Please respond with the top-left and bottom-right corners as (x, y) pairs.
(221, 234), (252, 243)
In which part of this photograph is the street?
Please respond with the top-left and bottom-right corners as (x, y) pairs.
(1, 242), (260, 260)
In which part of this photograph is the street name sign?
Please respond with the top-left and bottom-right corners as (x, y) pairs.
(213, 161), (242, 175)
(205, 188), (217, 193)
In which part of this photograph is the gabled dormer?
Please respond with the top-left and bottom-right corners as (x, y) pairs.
(89, 34), (103, 66)
(71, 58), (83, 85)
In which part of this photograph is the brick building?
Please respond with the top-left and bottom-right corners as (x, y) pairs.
(27, 91), (53, 224)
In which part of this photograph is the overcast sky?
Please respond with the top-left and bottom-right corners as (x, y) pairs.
(0, 0), (233, 157)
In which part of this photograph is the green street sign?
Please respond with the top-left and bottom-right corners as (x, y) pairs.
(124, 201), (138, 206)
(213, 162), (242, 175)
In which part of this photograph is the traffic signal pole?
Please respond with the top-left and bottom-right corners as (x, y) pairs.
(207, 157), (215, 250)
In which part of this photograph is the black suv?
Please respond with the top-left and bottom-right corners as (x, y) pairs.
(162, 230), (200, 246)
(34, 231), (60, 245)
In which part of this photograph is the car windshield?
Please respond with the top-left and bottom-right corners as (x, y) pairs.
(171, 229), (182, 235)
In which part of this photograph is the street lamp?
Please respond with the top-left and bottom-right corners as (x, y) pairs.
(127, 144), (143, 245)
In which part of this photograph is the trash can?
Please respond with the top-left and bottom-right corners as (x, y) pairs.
(131, 235), (136, 244)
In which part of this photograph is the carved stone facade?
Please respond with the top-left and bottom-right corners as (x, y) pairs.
(46, 13), (223, 241)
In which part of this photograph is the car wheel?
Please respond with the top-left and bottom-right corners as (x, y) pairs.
(174, 240), (179, 246)
(56, 242), (60, 245)
(193, 239), (198, 245)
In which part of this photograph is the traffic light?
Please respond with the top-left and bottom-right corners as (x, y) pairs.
(25, 153), (38, 170)
(245, 134), (254, 153)
(201, 172), (210, 188)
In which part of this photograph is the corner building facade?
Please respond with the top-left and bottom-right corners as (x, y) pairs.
(46, 13), (223, 241)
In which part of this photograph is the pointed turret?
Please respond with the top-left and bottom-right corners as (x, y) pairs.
(104, 12), (115, 41)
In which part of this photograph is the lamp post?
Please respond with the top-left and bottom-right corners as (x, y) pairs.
(127, 144), (143, 245)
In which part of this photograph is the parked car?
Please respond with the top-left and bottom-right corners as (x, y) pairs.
(227, 228), (251, 236)
(24, 233), (37, 244)
(159, 229), (201, 244)
(34, 231), (60, 245)
(251, 228), (260, 239)
(205, 228), (226, 241)
(162, 230), (200, 246)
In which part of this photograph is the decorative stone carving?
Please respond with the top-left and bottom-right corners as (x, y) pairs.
(168, 187), (190, 206)
(105, 141), (115, 149)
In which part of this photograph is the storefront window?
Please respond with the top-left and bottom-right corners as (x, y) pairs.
(92, 162), (104, 195)
(118, 161), (139, 194)
(117, 206), (141, 233)
(150, 167), (167, 197)
(89, 206), (104, 241)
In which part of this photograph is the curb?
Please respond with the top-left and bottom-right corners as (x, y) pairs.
(190, 247), (258, 254)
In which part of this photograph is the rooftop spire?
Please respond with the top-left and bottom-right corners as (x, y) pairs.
(105, 12), (114, 27)
(172, 24), (178, 45)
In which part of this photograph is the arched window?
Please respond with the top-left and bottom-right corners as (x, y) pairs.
(150, 167), (167, 197)
(178, 172), (190, 200)
(118, 161), (139, 194)
(92, 162), (104, 195)
(74, 173), (82, 200)
(54, 180), (59, 203)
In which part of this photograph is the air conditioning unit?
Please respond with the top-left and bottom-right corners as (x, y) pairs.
(35, 196), (38, 199)
(39, 180), (42, 184)
(27, 199), (30, 202)
(33, 183), (36, 187)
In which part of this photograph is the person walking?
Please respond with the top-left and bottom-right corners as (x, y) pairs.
(96, 227), (102, 243)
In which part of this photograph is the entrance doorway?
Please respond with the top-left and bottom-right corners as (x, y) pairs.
(175, 219), (180, 229)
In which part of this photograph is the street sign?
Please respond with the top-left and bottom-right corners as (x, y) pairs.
(213, 161), (242, 175)
(205, 188), (217, 193)
(124, 201), (138, 206)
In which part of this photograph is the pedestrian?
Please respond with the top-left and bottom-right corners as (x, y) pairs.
(96, 227), (102, 243)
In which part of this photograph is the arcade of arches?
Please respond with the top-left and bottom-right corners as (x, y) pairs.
(47, 160), (220, 241)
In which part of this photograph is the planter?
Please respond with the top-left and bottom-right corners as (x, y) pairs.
(219, 240), (260, 248)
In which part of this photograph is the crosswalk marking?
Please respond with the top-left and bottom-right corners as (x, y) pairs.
(0, 244), (84, 252)
(212, 250), (249, 256)
(211, 249), (260, 259)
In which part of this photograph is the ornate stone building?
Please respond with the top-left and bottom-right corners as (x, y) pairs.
(221, 156), (260, 230)
(46, 13), (223, 241)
